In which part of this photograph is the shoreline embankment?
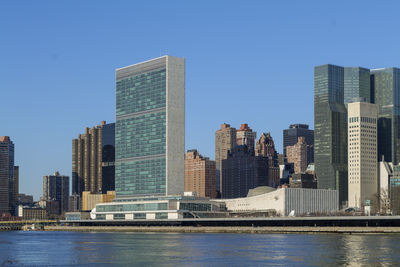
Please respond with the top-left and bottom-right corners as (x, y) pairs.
(44, 226), (400, 234)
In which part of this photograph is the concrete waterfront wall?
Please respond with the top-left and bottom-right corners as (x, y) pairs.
(45, 225), (400, 234)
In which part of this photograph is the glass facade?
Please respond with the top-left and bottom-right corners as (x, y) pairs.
(116, 63), (167, 197)
(116, 69), (166, 116)
(96, 202), (168, 212)
(179, 202), (212, 211)
(371, 68), (400, 164)
(344, 67), (371, 105)
(314, 65), (348, 205)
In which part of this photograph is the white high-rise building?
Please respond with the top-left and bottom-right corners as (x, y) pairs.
(348, 101), (378, 209)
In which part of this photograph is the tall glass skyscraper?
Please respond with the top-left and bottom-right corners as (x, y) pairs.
(314, 65), (348, 205)
(371, 68), (400, 164)
(115, 56), (185, 198)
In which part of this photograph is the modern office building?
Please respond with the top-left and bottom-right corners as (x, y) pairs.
(72, 121), (115, 196)
(236, 124), (256, 150)
(115, 55), (185, 198)
(314, 65), (349, 205)
(283, 124), (314, 159)
(286, 137), (309, 174)
(371, 68), (400, 164)
(42, 171), (70, 214)
(215, 123), (237, 193)
(93, 195), (226, 220)
(0, 136), (15, 215)
(184, 149), (217, 198)
(347, 101), (378, 209)
(255, 133), (280, 187)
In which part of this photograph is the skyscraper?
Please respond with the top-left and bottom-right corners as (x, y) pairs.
(184, 149), (216, 198)
(348, 101), (378, 209)
(371, 68), (400, 164)
(0, 136), (14, 215)
(215, 123), (236, 194)
(43, 171), (70, 214)
(283, 124), (314, 158)
(115, 56), (185, 198)
(72, 121), (115, 196)
(314, 65), (348, 205)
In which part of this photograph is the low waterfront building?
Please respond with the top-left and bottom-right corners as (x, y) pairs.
(92, 195), (226, 220)
(17, 205), (47, 220)
(218, 187), (338, 216)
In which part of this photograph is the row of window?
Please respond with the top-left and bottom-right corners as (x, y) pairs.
(96, 202), (168, 212)
(349, 117), (377, 124)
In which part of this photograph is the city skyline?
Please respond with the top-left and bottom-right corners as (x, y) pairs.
(2, 1), (400, 199)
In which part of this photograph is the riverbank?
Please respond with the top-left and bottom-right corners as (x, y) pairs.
(44, 225), (400, 234)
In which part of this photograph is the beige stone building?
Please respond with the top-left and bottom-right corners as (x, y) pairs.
(236, 124), (256, 150)
(215, 123), (237, 193)
(287, 137), (308, 174)
(348, 101), (378, 209)
(255, 133), (281, 187)
(82, 191), (115, 211)
(185, 150), (217, 198)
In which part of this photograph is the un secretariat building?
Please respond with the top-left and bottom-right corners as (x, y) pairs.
(114, 55), (185, 198)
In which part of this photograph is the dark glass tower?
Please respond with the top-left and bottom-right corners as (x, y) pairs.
(371, 68), (400, 164)
(0, 136), (14, 215)
(314, 65), (348, 205)
(101, 123), (115, 193)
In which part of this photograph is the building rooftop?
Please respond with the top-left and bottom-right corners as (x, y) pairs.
(0, 136), (11, 143)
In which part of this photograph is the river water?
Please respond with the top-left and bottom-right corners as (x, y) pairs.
(0, 231), (399, 266)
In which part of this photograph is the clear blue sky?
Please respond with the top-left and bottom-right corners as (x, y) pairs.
(1, 1), (399, 199)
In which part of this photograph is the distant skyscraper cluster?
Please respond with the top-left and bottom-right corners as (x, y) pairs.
(314, 65), (400, 213)
(8, 54), (400, 221)
(204, 124), (281, 199)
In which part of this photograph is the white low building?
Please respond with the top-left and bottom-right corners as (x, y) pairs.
(220, 187), (338, 216)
